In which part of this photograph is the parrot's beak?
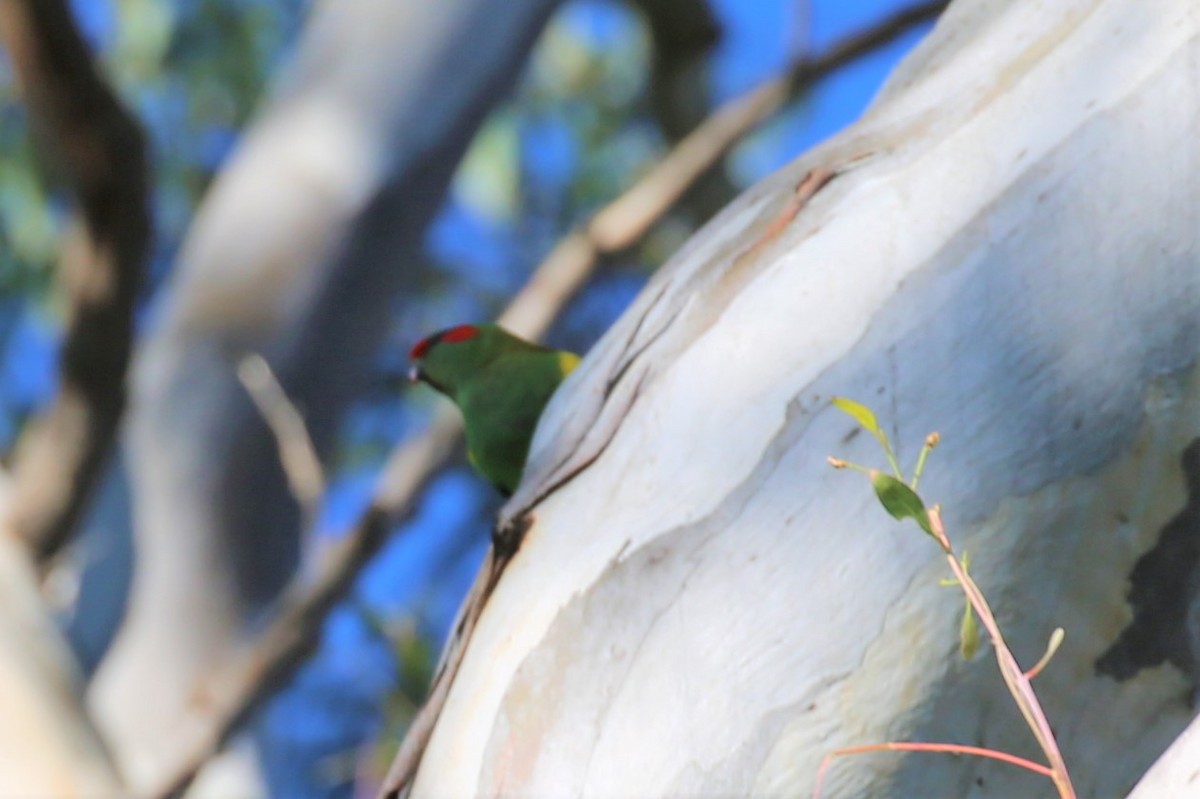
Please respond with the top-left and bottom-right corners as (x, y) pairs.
(407, 365), (423, 384)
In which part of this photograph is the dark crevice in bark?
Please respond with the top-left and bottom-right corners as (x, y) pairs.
(1096, 438), (1200, 692)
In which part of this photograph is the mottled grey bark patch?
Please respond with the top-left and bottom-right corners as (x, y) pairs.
(1097, 439), (1200, 688)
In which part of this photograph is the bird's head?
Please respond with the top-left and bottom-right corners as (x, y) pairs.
(408, 323), (501, 399)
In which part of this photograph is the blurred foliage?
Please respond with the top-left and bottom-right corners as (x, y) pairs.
(0, 0), (309, 453)
(0, 78), (57, 298)
(0, 0), (307, 300)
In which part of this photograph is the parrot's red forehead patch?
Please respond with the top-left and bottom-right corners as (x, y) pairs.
(442, 324), (480, 344)
(409, 324), (479, 360)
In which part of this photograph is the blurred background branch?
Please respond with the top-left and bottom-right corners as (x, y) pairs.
(0, 0), (149, 564)
(0, 2), (148, 794)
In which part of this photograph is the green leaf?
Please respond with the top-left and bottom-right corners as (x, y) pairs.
(869, 471), (933, 535)
(832, 397), (881, 437)
(960, 600), (980, 659)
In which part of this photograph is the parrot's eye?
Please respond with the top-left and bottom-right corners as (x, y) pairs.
(409, 324), (480, 360)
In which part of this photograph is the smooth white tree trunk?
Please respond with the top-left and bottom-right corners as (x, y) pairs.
(411, 0), (1200, 796)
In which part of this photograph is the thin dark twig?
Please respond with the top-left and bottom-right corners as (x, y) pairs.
(784, 0), (948, 97)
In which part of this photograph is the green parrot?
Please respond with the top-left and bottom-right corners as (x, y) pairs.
(408, 323), (580, 496)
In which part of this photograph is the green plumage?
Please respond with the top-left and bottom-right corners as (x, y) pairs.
(409, 323), (579, 496)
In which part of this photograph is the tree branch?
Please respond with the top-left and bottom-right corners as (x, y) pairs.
(237, 354), (325, 523)
(0, 0), (150, 563)
(148, 3), (949, 796)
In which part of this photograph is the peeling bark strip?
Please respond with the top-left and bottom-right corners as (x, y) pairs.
(380, 543), (517, 799)
(749, 166), (839, 250)
(0, 0), (149, 561)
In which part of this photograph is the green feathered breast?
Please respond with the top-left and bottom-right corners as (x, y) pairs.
(409, 323), (580, 496)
